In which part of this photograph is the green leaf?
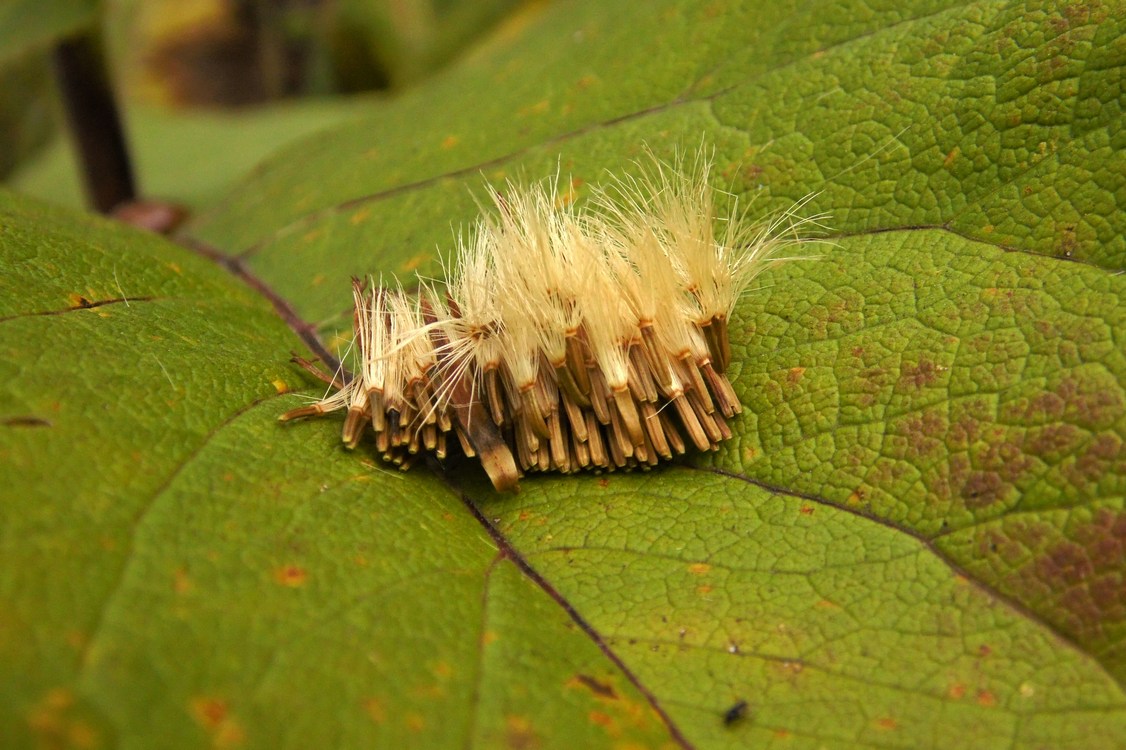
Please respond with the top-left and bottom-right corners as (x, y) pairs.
(0, 190), (673, 748)
(3, 0), (1125, 748)
(9, 100), (374, 211)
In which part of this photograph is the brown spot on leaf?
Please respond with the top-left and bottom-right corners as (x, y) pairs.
(688, 563), (711, 575)
(1057, 376), (1122, 429)
(979, 439), (1035, 483)
(173, 567), (193, 594)
(961, 471), (1006, 509)
(190, 697), (227, 728)
(1039, 541), (1093, 586)
(786, 366), (805, 385)
(409, 682), (445, 700)
(400, 253), (429, 273)
(861, 366), (889, 387)
(897, 410), (948, 458)
(1027, 508), (1126, 642)
(1081, 510), (1126, 570)
(948, 403), (985, 447)
(1026, 391), (1066, 422)
(1027, 423), (1080, 458)
(572, 674), (618, 699)
(976, 527), (1028, 565)
(948, 683), (966, 699)
(976, 690), (996, 707)
(26, 688), (101, 750)
(187, 697), (245, 746)
(799, 505), (814, 516)
(742, 163), (764, 182)
(65, 630), (88, 650)
(43, 688), (73, 710)
(901, 358), (940, 388)
(362, 697), (385, 723)
(274, 565), (307, 587)
(506, 715), (541, 749)
(1069, 433), (1124, 487)
(875, 717), (899, 730)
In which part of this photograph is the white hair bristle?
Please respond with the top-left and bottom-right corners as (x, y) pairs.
(280, 151), (821, 491)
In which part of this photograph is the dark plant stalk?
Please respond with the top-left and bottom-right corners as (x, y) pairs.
(53, 30), (135, 213)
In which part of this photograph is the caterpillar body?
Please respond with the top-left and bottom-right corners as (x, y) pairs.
(280, 154), (818, 491)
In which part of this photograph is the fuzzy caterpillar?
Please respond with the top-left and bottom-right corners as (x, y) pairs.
(279, 153), (822, 491)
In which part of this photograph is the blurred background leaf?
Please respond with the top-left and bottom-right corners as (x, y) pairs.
(4, 0), (527, 208)
(0, 0), (100, 178)
(0, 0), (99, 64)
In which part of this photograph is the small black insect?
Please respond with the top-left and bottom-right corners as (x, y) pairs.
(723, 699), (749, 726)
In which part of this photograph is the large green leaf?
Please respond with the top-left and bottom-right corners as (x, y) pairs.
(3, 0), (1124, 748)
(0, 191), (672, 748)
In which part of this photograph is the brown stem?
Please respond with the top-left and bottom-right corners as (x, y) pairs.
(53, 31), (135, 212)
